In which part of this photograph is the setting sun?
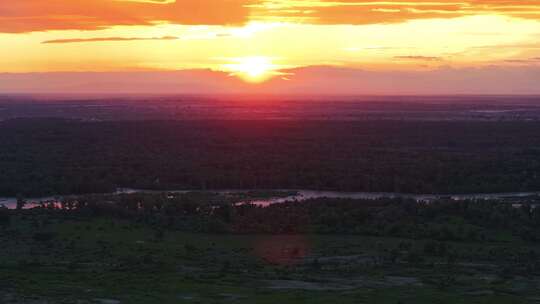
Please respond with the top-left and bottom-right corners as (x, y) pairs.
(1, 1), (540, 92)
(223, 56), (277, 83)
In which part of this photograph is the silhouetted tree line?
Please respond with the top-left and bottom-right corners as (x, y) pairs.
(5, 193), (540, 243)
(1, 119), (540, 196)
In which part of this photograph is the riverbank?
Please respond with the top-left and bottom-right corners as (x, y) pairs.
(2, 188), (540, 209)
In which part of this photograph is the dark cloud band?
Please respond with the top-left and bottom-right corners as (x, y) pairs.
(1, 0), (539, 33)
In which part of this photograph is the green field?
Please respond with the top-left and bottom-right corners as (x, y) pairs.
(2, 210), (540, 304)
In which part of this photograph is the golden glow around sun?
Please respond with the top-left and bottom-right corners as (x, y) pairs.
(223, 56), (278, 83)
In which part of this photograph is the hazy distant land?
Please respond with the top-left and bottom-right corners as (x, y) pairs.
(1, 95), (540, 121)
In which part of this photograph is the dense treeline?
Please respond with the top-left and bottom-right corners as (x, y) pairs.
(1, 119), (540, 196)
(5, 193), (540, 243)
(5, 195), (540, 302)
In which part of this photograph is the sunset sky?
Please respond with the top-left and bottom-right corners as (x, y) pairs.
(1, 0), (540, 94)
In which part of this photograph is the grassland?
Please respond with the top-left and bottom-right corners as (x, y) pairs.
(2, 209), (540, 303)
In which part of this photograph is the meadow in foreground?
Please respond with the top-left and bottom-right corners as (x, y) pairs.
(2, 192), (540, 303)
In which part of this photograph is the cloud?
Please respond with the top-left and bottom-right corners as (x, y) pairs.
(2, 65), (540, 95)
(1, 0), (539, 33)
(472, 43), (540, 50)
(42, 36), (179, 44)
(394, 56), (444, 62)
(251, 0), (540, 25)
(0, 0), (252, 33)
(263, 65), (540, 95)
(503, 57), (540, 64)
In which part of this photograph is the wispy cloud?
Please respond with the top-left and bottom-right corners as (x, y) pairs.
(251, 0), (540, 25)
(504, 57), (540, 64)
(394, 56), (444, 62)
(42, 36), (179, 44)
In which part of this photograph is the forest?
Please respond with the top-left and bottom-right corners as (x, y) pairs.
(1, 118), (540, 196)
(5, 191), (540, 241)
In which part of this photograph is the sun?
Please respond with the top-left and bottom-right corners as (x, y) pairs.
(223, 56), (277, 83)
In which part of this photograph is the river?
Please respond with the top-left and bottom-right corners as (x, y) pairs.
(1, 188), (540, 209)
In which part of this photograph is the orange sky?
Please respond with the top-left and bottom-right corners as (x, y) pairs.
(1, 0), (540, 93)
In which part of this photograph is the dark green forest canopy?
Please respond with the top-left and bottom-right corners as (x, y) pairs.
(1, 119), (540, 196)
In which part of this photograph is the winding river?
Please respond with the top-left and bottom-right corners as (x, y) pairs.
(1, 188), (540, 209)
